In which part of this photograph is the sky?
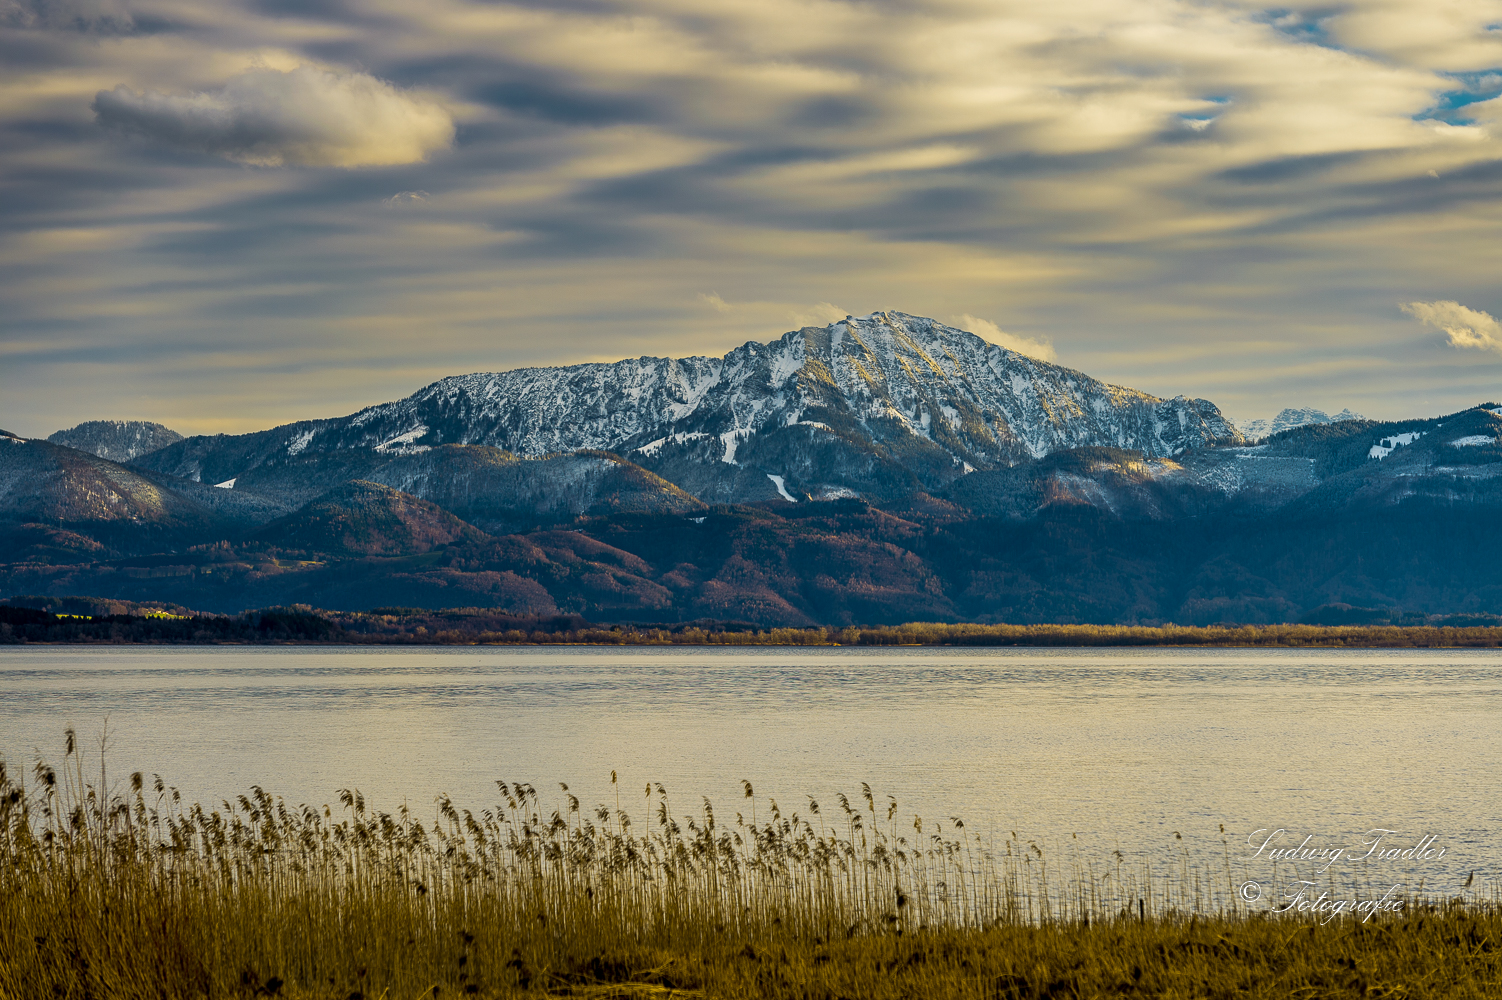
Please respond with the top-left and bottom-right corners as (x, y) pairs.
(2, 0), (1501, 439)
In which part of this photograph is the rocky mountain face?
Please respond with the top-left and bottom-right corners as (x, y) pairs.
(133, 312), (1241, 503)
(47, 420), (183, 462)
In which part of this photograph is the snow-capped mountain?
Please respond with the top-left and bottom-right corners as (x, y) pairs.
(1236, 407), (1364, 441)
(135, 312), (1242, 502)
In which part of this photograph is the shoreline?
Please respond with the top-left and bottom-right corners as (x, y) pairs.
(6, 612), (1502, 648)
(8, 599), (1502, 647)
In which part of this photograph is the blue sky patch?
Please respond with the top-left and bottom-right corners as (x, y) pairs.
(1415, 70), (1502, 125)
(1255, 8), (1343, 50)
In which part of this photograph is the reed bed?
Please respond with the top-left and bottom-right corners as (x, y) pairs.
(3, 732), (1499, 999)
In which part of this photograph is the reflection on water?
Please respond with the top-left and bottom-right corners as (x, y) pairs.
(2, 645), (1497, 891)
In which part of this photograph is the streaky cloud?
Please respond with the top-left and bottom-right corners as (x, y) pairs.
(1, 0), (132, 31)
(92, 66), (454, 168)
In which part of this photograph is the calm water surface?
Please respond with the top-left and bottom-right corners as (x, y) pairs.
(2, 645), (1497, 893)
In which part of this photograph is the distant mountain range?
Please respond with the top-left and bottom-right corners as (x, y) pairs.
(4, 313), (1500, 628)
(1234, 407), (1364, 440)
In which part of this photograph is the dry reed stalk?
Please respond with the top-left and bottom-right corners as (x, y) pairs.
(3, 735), (1499, 998)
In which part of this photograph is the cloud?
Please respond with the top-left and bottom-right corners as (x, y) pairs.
(953, 314), (1057, 362)
(790, 302), (847, 328)
(1, 0), (131, 31)
(92, 67), (454, 167)
(697, 294), (848, 328)
(1402, 300), (1502, 352)
(10, 0), (1502, 434)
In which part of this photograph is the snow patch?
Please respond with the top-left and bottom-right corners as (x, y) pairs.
(1450, 435), (1495, 448)
(767, 474), (797, 502)
(768, 344), (803, 387)
(634, 432), (712, 458)
(375, 426), (431, 454)
(627, 432), (708, 456)
(213, 478), (237, 489)
(720, 427), (754, 465)
(817, 485), (859, 499)
(1370, 432), (1423, 460)
(286, 429), (315, 456)
(1431, 464), (1502, 479)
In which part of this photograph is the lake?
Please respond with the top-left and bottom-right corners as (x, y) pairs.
(2, 645), (1497, 900)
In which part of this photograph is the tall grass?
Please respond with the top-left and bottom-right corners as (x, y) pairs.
(3, 732), (1498, 998)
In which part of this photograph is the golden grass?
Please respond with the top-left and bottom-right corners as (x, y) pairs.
(332, 617), (1502, 648)
(3, 734), (1499, 999)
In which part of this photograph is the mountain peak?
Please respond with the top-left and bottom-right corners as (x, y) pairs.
(132, 311), (1242, 504)
(1235, 406), (1365, 441)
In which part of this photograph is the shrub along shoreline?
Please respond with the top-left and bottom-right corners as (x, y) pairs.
(5, 599), (1502, 647)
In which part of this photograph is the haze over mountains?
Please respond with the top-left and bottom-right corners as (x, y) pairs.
(4, 312), (1500, 627)
(1235, 407), (1365, 441)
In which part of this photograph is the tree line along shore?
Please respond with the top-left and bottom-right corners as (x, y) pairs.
(5, 601), (1502, 647)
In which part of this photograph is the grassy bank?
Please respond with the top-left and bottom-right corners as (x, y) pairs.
(3, 735), (1499, 998)
(8, 600), (1502, 647)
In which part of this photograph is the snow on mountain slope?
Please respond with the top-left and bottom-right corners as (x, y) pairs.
(1236, 407), (1364, 441)
(946, 405), (1502, 522)
(134, 312), (1243, 502)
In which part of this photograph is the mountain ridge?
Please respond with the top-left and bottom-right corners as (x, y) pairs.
(1235, 407), (1364, 441)
(3, 403), (1502, 626)
(131, 312), (1242, 503)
